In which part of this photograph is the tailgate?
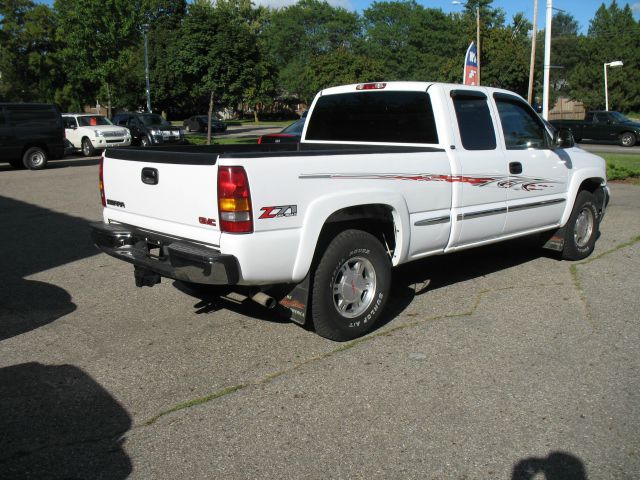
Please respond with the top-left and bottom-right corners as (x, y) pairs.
(101, 148), (221, 246)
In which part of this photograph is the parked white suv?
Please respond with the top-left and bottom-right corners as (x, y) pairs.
(62, 114), (131, 156)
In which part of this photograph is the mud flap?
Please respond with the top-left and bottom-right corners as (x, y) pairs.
(276, 275), (310, 325)
(541, 227), (566, 252)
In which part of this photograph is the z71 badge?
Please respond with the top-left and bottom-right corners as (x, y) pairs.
(259, 205), (297, 219)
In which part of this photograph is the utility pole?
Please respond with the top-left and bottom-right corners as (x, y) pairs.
(542, 0), (552, 119)
(527, 0), (538, 104)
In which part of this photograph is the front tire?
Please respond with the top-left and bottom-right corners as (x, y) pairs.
(620, 132), (636, 147)
(311, 229), (391, 341)
(140, 136), (151, 147)
(22, 147), (48, 170)
(81, 138), (96, 157)
(562, 190), (600, 260)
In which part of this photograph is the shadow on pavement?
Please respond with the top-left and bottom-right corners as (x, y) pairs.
(0, 362), (132, 479)
(0, 196), (100, 340)
(512, 451), (588, 480)
(173, 234), (550, 336)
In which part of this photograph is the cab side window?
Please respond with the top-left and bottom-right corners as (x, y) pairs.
(451, 90), (496, 150)
(494, 94), (549, 150)
(64, 117), (77, 128)
(594, 112), (609, 124)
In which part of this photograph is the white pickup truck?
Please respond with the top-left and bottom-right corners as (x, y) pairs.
(91, 82), (609, 341)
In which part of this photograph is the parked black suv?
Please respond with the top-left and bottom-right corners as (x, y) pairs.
(111, 112), (185, 147)
(0, 103), (65, 170)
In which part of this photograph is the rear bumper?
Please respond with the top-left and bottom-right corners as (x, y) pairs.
(90, 222), (239, 285)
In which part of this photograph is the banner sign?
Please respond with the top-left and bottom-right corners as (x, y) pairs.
(463, 42), (478, 86)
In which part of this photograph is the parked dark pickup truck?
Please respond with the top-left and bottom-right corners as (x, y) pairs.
(551, 111), (640, 147)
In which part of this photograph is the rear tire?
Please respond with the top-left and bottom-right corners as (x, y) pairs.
(620, 132), (636, 147)
(562, 190), (599, 260)
(22, 147), (48, 170)
(311, 229), (391, 341)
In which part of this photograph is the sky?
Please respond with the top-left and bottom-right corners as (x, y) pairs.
(250, 0), (640, 34)
(36, 0), (640, 34)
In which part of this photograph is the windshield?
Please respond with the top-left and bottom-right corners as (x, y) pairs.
(282, 118), (305, 135)
(77, 116), (113, 127)
(139, 114), (169, 126)
(610, 112), (631, 123)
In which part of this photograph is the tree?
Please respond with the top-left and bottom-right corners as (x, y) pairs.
(0, 1), (61, 102)
(263, 0), (361, 100)
(160, 0), (262, 138)
(481, 12), (531, 94)
(566, 1), (640, 111)
(53, 0), (146, 110)
(53, 0), (186, 112)
(362, 1), (464, 83)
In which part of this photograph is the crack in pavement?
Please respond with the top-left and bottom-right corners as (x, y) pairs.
(136, 235), (640, 429)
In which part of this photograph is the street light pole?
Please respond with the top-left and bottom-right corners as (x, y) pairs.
(142, 24), (151, 113)
(604, 61), (623, 111)
(527, 0), (538, 105)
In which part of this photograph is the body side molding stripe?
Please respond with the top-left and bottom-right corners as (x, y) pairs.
(414, 216), (451, 226)
(457, 198), (566, 221)
(507, 198), (566, 212)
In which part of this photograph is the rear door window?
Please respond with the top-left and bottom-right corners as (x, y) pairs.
(305, 91), (439, 144)
(451, 91), (496, 150)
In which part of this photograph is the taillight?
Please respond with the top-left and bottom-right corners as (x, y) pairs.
(99, 154), (106, 207)
(257, 136), (263, 144)
(356, 82), (387, 90)
(218, 166), (253, 233)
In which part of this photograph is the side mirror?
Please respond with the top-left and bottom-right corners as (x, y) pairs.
(553, 128), (575, 149)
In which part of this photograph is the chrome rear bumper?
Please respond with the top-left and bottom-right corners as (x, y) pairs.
(90, 222), (239, 285)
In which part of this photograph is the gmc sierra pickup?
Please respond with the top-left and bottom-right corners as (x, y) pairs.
(91, 82), (609, 341)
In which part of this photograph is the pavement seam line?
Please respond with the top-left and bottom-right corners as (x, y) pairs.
(137, 281), (562, 428)
(568, 234), (640, 325)
(569, 234), (640, 291)
(137, 236), (640, 428)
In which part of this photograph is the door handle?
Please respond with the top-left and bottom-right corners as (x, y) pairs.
(509, 162), (523, 174)
(141, 167), (159, 185)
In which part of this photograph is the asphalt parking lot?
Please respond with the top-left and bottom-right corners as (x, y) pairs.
(1, 157), (639, 479)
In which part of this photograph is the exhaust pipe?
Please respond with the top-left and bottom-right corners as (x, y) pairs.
(222, 291), (276, 309)
(251, 292), (276, 309)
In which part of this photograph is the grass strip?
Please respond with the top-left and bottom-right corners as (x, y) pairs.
(601, 153), (640, 180)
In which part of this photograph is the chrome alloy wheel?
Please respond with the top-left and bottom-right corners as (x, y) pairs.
(332, 256), (376, 318)
(574, 206), (595, 248)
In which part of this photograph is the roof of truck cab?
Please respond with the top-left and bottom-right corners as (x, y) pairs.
(318, 81), (526, 101)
